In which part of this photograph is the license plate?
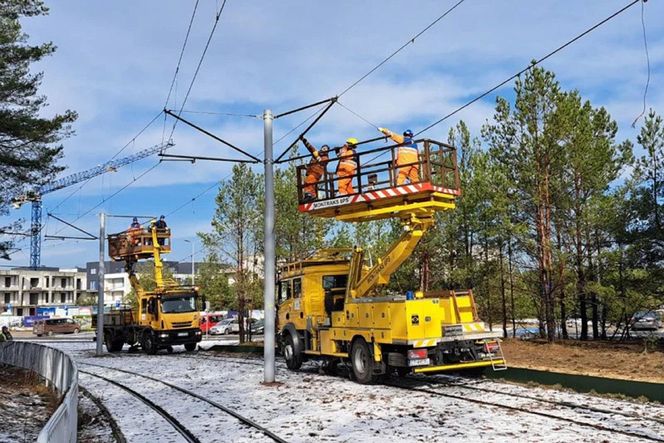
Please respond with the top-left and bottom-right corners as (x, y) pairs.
(408, 358), (431, 367)
(178, 332), (189, 337)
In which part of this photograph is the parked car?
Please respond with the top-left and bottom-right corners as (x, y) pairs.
(210, 318), (238, 335)
(631, 310), (664, 331)
(199, 314), (224, 333)
(33, 318), (80, 337)
(250, 319), (264, 334)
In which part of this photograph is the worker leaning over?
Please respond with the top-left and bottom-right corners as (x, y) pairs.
(379, 127), (419, 185)
(336, 138), (358, 195)
(300, 136), (330, 202)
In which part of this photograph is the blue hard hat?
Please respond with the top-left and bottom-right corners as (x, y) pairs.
(403, 129), (413, 137)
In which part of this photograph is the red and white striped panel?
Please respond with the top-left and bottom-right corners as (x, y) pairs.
(299, 183), (460, 212)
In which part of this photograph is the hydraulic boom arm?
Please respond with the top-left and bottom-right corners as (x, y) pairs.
(347, 213), (434, 300)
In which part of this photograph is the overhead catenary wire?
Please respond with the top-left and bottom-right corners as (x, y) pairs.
(273, 1), (466, 164)
(631, 0), (650, 128)
(164, 0), (200, 110)
(49, 161), (162, 239)
(337, 0), (467, 98)
(416, 0), (643, 136)
(168, 0), (230, 140)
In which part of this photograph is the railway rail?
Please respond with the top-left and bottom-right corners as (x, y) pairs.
(80, 369), (201, 443)
(180, 351), (664, 441)
(79, 362), (288, 443)
(383, 377), (664, 442)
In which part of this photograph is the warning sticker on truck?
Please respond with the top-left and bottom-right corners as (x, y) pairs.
(443, 325), (463, 337)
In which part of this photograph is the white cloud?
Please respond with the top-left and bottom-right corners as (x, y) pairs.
(5, 0), (662, 267)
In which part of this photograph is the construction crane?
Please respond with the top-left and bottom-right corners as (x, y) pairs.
(11, 141), (173, 268)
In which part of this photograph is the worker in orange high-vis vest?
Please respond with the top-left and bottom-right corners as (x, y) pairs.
(336, 138), (358, 195)
(379, 127), (419, 185)
(300, 136), (330, 202)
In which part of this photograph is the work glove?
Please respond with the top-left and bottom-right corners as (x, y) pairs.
(378, 127), (388, 134)
(313, 150), (320, 160)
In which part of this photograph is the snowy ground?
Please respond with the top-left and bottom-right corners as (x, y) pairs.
(42, 341), (664, 443)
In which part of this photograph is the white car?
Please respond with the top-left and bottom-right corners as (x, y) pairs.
(210, 318), (238, 335)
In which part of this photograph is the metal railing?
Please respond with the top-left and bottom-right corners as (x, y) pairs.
(296, 138), (460, 204)
(0, 341), (78, 443)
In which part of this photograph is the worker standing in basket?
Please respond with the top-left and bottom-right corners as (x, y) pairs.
(127, 217), (142, 247)
(336, 138), (358, 195)
(300, 136), (330, 202)
(379, 127), (419, 185)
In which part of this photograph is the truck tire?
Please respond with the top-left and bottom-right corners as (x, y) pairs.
(142, 331), (158, 355)
(184, 343), (197, 352)
(104, 334), (123, 352)
(283, 334), (303, 370)
(351, 338), (375, 384)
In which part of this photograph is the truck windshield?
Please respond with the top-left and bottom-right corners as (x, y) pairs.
(162, 295), (196, 313)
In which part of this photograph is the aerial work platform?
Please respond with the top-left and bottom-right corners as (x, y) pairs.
(296, 139), (460, 222)
(108, 226), (171, 262)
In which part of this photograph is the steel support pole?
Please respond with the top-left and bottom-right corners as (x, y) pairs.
(191, 241), (195, 286)
(263, 109), (276, 383)
(96, 212), (105, 355)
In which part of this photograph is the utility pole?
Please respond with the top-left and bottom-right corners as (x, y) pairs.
(263, 109), (276, 383)
(184, 239), (195, 285)
(96, 212), (105, 355)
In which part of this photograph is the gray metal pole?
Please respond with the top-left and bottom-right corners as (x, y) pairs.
(263, 109), (276, 383)
(96, 212), (105, 355)
(191, 241), (195, 286)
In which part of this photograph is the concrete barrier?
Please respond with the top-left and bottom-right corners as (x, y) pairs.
(0, 341), (78, 443)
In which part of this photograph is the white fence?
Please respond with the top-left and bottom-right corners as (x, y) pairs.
(0, 341), (78, 443)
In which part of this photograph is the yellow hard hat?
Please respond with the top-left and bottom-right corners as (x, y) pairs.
(346, 137), (358, 145)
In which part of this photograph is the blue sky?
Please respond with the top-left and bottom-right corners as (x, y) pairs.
(2, 0), (663, 268)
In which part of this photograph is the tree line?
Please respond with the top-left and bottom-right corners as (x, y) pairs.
(199, 65), (662, 343)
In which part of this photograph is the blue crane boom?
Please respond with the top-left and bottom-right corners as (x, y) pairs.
(12, 141), (173, 268)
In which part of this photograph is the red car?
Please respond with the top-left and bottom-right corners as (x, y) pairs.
(199, 314), (223, 333)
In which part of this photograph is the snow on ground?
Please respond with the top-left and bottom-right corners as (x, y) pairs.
(45, 341), (664, 443)
(78, 389), (120, 443)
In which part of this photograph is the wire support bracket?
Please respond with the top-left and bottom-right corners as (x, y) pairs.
(274, 98), (338, 164)
(159, 153), (259, 164)
(46, 213), (98, 240)
(164, 109), (261, 162)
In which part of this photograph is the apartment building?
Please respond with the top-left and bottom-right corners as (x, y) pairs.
(0, 267), (86, 316)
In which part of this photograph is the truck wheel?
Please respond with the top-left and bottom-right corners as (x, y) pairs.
(48, 331), (54, 336)
(73, 328), (80, 335)
(184, 343), (197, 352)
(395, 367), (410, 378)
(142, 332), (158, 355)
(104, 334), (123, 352)
(351, 338), (375, 384)
(283, 334), (302, 370)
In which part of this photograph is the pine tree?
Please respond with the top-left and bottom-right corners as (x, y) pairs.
(200, 164), (262, 342)
(0, 0), (77, 257)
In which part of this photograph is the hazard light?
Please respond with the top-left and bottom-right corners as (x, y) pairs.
(407, 348), (428, 359)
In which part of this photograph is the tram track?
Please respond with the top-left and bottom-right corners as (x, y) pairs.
(418, 373), (664, 426)
(79, 362), (288, 443)
(186, 351), (664, 440)
(79, 369), (201, 443)
(383, 377), (664, 442)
